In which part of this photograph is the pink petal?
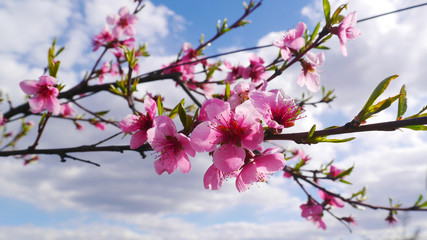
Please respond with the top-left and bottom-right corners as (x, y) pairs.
(203, 98), (231, 123)
(144, 98), (157, 119)
(295, 22), (307, 38)
(154, 158), (176, 175)
(151, 116), (176, 137)
(118, 6), (129, 17)
(280, 48), (292, 61)
(235, 162), (257, 192)
(118, 114), (141, 132)
(255, 152), (286, 172)
(176, 152), (191, 174)
(39, 75), (56, 85)
(107, 14), (118, 25)
(288, 37), (305, 51)
(176, 133), (195, 157)
(19, 80), (39, 95)
(190, 121), (219, 152)
(28, 96), (45, 113)
(45, 96), (60, 115)
(130, 130), (148, 149)
(204, 164), (224, 190)
(213, 144), (245, 173)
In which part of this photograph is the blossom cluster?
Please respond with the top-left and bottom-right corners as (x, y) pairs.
(119, 80), (303, 192)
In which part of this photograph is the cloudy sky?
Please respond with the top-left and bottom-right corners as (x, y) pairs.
(0, 0), (427, 239)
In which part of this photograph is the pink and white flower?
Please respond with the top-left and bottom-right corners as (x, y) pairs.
(272, 22), (306, 61)
(191, 99), (264, 173)
(19, 75), (60, 115)
(147, 116), (195, 175)
(223, 60), (244, 84)
(332, 11), (361, 57)
(251, 89), (303, 131)
(118, 98), (157, 149)
(92, 24), (115, 51)
(297, 52), (325, 92)
(60, 103), (76, 117)
(318, 190), (344, 208)
(300, 200), (326, 230)
(107, 7), (138, 39)
(235, 148), (286, 192)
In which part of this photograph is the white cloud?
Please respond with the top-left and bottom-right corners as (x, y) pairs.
(1, 1), (427, 240)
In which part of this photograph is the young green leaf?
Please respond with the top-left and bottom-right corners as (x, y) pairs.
(178, 103), (187, 129)
(224, 82), (231, 101)
(397, 85), (407, 120)
(323, 0), (331, 22)
(169, 98), (185, 119)
(157, 94), (164, 116)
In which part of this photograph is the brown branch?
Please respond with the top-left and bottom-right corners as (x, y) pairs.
(266, 117), (427, 143)
(0, 143), (152, 157)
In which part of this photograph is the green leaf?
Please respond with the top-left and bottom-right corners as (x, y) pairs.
(403, 125), (427, 131)
(330, 4), (347, 25)
(397, 85), (407, 120)
(363, 75), (398, 112)
(157, 95), (163, 116)
(339, 179), (352, 185)
(419, 200), (427, 208)
(315, 46), (330, 50)
(355, 75), (399, 123)
(323, 0), (331, 22)
(94, 110), (109, 116)
(335, 166), (354, 179)
(224, 82), (231, 101)
(169, 99), (185, 119)
(178, 103), (187, 129)
(308, 124), (316, 138)
(403, 105), (427, 120)
(364, 93), (401, 120)
(55, 46), (65, 57)
(315, 137), (356, 143)
(415, 194), (424, 206)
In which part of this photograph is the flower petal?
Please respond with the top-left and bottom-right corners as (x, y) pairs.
(213, 144), (245, 173)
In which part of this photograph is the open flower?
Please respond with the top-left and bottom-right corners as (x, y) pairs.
(191, 99), (264, 173)
(147, 116), (195, 175)
(297, 52), (325, 92)
(318, 190), (344, 208)
(272, 22), (306, 61)
(19, 75), (60, 115)
(332, 11), (361, 57)
(107, 6), (138, 39)
(251, 89), (303, 131)
(235, 148), (286, 192)
(60, 103), (76, 117)
(118, 98), (157, 149)
(300, 200), (326, 230)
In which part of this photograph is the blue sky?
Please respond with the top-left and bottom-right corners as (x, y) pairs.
(1, 0), (427, 239)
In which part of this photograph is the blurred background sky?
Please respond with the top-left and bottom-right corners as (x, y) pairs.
(0, 0), (427, 239)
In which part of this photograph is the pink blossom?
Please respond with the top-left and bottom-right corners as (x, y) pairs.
(107, 7), (138, 39)
(227, 81), (256, 109)
(272, 22), (307, 61)
(118, 98), (157, 149)
(162, 61), (195, 82)
(147, 116), (195, 175)
(60, 103), (76, 117)
(318, 190), (344, 208)
(283, 171), (292, 178)
(92, 24), (115, 51)
(242, 54), (267, 85)
(203, 164), (239, 190)
(235, 148), (286, 192)
(385, 213), (398, 225)
(332, 11), (361, 57)
(300, 200), (326, 230)
(181, 42), (198, 62)
(297, 52), (325, 92)
(329, 165), (343, 178)
(19, 75), (60, 115)
(191, 99), (264, 173)
(94, 121), (106, 131)
(223, 60), (244, 84)
(342, 216), (357, 226)
(292, 149), (311, 162)
(251, 89), (303, 131)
